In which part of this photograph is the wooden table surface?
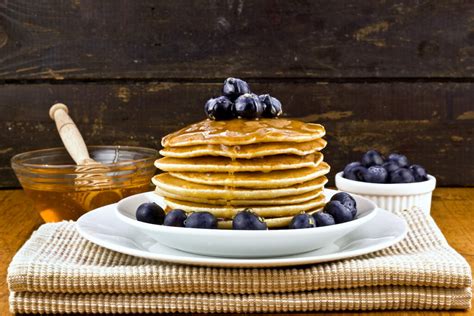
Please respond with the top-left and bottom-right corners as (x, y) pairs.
(0, 188), (472, 315)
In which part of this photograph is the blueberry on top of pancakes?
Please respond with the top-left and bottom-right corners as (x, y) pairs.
(222, 77), (250, 101)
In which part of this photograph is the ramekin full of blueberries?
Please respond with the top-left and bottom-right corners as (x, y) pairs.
(335, 150), (436, 215)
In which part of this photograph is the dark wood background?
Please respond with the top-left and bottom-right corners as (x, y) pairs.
(0, 0), (473, 187)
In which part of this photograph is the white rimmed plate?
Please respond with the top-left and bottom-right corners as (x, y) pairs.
(77, 204), (407, 268)
(115, 190), (378, 258)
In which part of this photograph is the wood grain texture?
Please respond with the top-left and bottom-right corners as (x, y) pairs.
(0, 0), (473, 80)
(1, 82), (473, 187)
(0, 190), (42, 316)
(0, 188), (472, 315)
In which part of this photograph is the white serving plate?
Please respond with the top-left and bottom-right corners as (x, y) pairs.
(335, 172), (436, 215)
(77, 203), (407, 268)
(114, 189), (377, 258)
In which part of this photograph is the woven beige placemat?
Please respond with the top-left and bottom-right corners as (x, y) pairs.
(8, 208), (472, 313)
(10, 286), (472, 314)
(8, 209), (471, 294)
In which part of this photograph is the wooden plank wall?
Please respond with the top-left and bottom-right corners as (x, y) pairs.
(0, 0), (473, 187)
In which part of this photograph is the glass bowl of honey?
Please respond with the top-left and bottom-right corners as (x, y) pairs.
(11, 146), (158, 222)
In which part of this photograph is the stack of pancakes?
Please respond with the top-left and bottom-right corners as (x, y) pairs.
(153, 118), (330, 228)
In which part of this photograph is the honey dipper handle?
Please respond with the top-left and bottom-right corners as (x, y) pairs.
(49, 103), (94, 165)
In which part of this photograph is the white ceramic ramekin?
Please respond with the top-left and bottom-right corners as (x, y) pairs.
(335, 172), (436, 215)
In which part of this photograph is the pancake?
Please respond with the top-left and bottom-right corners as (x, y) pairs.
(155, 187), (324, 206)
(159, 138), (327, 159)
(163, 194), (326, 218)
(162, 119), (325, 147)
(169, 162), (330, 188)
(152, 174), (328, 200)
(155, 153), (323, 173)
(217, 208), (323, 229)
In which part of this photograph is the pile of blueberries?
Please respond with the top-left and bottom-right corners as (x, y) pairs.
(135, 191), (358, 230)
(290, 192), (358, 229)
(343, 150), (429, 183)
(204, 77), (283, 120)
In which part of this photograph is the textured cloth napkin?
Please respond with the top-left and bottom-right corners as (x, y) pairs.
(8, 208), (472, 314)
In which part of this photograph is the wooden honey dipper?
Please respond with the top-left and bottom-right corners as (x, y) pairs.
(49, 103), (122, 211)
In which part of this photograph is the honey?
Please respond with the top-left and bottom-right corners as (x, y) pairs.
(156, 153), (322, 173)
(162, 118), (326, 147)
(160, 138), (327, 160)
(11, 146), (158, 223)
(23, 183), (150, 222)
(170, 162), (330, 188)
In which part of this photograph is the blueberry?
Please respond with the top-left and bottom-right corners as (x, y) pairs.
(204, 96), (234, 120)
(361, 150), (384, 167)
(232, 209), (267, 230)
(389, 168), (415, 183)
(222, 77), (250, 101)
(363, 165), (388, 183)
(259, 94), (283, 118)
(163, 209), (187, 227)
(136, 202), (166, 225)
(184, 212), (217, 229)
(343, 161), (361, 175)
(330, 192), (357, 217)
(382, 161), (400, 173)
(289, 213), (316, 229)
(323, 201), (353, 223)
(313, 212), (336, 226)
(387, 153), (409, 168)
(343, 165), (368, 181)
(234, 93), (264, 119)
(409, 164), (428, 182)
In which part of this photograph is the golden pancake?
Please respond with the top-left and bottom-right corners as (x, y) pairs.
(152, 174), (328, 200)
(155, 187), (324, 206)
(162, 118), (325, 147)
(159, 138), (327, 159)
(163, 194), (326, 218)
(155, 153), (323, 173)
(217, 209), (323, 229)
(170, 162), (330, 188)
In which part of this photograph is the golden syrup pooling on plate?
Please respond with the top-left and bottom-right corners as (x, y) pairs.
(162, 118), (326, 147)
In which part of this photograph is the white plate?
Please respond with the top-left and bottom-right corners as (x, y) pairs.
(115, 190), (378, 258)
(77, 204), (407, 268)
